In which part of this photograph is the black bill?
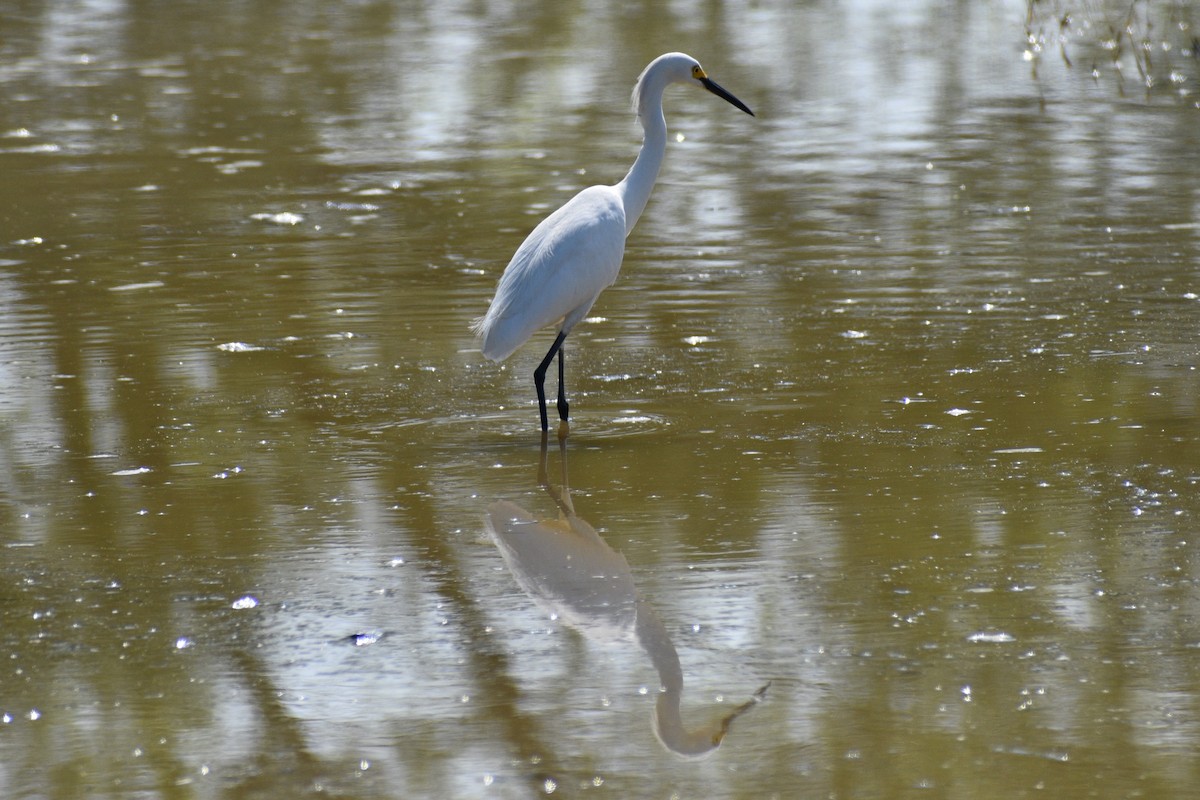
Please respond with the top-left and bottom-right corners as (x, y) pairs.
(700, 77), (754, 117)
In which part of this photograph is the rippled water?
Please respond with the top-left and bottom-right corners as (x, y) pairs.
(2, 1), (1199, 798)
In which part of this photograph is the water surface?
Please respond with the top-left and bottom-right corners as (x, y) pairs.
(2, 1), (1199, 798)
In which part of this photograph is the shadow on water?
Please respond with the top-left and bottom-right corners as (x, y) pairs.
(484, 434), (770, 759)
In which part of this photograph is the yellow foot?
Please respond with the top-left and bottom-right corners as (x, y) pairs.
(556, 419), (570, 440)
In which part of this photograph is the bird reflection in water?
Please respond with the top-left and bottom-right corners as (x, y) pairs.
(484, 435), (770, 758)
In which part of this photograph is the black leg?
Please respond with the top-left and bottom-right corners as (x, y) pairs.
(533, 331), (567, 432)
(556, 341), (569, 422)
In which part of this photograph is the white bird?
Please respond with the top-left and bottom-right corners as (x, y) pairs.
(472, 52), (753, 433)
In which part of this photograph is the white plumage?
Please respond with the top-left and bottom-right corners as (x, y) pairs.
(475, 186), (625, 362)
(473, 52), (753, 433)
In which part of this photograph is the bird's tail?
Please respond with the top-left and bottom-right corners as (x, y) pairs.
(469, 315), (487, 338)
(471, 311), (510, 362)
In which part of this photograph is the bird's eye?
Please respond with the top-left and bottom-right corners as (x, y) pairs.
(691, 65), (702, 78)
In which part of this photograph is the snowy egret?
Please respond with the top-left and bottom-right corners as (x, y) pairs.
(473, 52), (754, 433)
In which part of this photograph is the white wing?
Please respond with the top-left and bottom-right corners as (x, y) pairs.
(474, 185), (626, 362)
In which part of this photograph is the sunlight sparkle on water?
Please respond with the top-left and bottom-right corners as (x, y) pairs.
(250, 211), (304, 225)
(217, 342), (266, 353)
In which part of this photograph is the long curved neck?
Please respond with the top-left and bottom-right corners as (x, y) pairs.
(636, 599), (718, 758)
(636, 598), (767, 758)
(616, 86), (668, 237)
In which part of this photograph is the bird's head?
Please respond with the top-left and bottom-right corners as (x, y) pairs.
(633, 52), (755, 118)
(686, 59), (755, 117)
